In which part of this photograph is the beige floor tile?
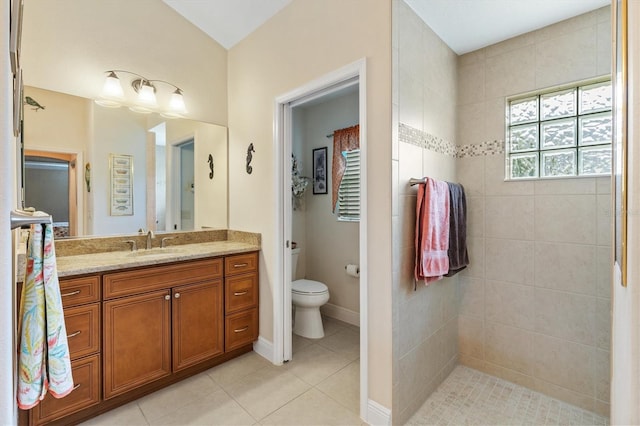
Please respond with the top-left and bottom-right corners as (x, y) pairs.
(316, 328), (360, 361)
(225, 366), (310, 421)
(322, 316), (348, 337)
(260, 388), (361, 426)
(149, 389), (256, 426)
(138, 372), (222, 421)
(316, 360), (360, 414)
(80, 401), (148, 426)
(286, 342), (352, 385)
(207, 351), (272, 387)
(292, 334), (315, 352)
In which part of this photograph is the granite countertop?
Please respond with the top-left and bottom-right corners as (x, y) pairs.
(16, 229), (261, 280)
(55, 240), (260, 277)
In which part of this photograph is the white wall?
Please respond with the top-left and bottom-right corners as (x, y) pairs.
(611, 1), (640, 423)
(20, 0), (228, 125)
(228, 0), (392, 409)
(294, 91), (360, 316)
(165, 119), (228, 231)
(1, 0), (17, 423)
(90, 106), (148, 235)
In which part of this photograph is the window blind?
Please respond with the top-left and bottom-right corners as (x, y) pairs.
(337, 149), (360, 221)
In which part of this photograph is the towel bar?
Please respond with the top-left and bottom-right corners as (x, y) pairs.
(10, 210), (53, 230)
(409, 178), (427, 186)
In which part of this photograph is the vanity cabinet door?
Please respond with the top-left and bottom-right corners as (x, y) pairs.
(103, 289), (172, 399)
(172, 280), (224, 372)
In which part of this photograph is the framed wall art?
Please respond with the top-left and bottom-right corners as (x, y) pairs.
(109, 154), (134, 216)
(312, 147), (328, 194)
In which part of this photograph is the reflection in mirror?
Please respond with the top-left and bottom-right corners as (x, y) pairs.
(22, 86), (228, 238)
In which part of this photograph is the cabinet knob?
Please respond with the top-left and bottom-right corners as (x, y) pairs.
(174, 293), (181, 299)
(165, 295), (171, 300)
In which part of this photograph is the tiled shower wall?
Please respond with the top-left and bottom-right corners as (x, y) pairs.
(456, 7), (612, 417)
(392, 1), (459, 423)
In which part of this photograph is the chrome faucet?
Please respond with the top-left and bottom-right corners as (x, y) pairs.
(146, 230), (155, 249)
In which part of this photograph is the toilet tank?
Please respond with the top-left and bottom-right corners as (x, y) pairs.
(291, 247), (301, 279)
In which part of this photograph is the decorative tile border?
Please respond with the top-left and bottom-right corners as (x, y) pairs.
(457, 139), (505, 158)
(399, 123), (457, 157)
(399, 122), (504, 158)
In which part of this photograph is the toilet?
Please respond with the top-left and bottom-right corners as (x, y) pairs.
(291, 247), (330, 339)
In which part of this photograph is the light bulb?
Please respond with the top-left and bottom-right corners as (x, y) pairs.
(96, 71), (124, 107)
(169, 89), (186, 114)
(137, 81), (157, 106)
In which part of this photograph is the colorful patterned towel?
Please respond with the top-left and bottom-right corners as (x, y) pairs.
(17, 221), (74, 409)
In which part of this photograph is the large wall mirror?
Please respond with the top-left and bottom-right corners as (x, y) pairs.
(19, 0), (229, 238)
(22, 87), (228, 238)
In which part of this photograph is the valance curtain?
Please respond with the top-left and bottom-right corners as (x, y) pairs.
(332, 125), (360, 211)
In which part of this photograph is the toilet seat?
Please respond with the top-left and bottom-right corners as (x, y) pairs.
(292, 279), (328, 295)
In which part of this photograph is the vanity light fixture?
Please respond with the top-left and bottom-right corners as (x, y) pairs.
(96, 70), (187, 118)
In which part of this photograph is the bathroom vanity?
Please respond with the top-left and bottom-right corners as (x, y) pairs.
(17, 230), (260, 425)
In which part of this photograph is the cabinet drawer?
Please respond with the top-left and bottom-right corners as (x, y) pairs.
(60, 275), (100, 308)
(64, 303), (100, 360)
(104, 258), (223, 299)
(225, 273), (258, 314)
(225, 252), (258, 277)
(225, 308), (258, 352)
(31, 354), (100, 425)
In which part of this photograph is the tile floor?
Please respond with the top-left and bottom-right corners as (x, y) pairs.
(408, 365), (610, 426)
(81, 317), (361, 426)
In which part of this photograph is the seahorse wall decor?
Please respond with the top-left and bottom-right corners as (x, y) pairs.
(84, 163), (91, 192)
(246, 143), (255, 174)
(208, 154), (214, 179)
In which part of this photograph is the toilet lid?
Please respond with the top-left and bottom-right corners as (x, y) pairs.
(292, 279), (328, 294)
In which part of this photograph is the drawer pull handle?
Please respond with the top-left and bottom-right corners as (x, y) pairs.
(234, 290), (249, 296)
(67, 330), (82, 338)
(61, 290), (81, 297)
(234, 326), (249, 333)
(233, 263), (248, 268)
(73, 383), (81, 391)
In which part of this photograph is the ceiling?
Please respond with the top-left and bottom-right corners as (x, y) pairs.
(402, 0), (610, 54)
(163, 0), (292, 49)
(165, 0), (609, 54)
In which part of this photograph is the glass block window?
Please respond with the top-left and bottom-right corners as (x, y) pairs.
(506, 80), (612, 180)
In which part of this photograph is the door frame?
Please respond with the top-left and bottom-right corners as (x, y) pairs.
(273, 58), (369, 420)
(167, 136), (195, 232)
(23, 147), (81, 236)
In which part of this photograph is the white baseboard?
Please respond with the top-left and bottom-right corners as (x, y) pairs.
(366, 399), (391, 425)
(253, 336), (275, 364)
(321, 303), (360, 327)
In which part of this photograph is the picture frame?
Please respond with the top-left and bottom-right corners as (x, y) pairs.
(109, 154), (134, 216)
(613, 0), (628, 287)
(312, 147), (328, 194)
(10, 0), (24, 76)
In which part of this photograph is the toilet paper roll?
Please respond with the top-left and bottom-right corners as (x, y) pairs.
(345, 264), (360, 278)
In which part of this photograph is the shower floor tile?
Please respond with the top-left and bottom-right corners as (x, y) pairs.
(407, 366), (609, 426)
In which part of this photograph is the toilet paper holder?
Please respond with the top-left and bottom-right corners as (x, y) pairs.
(344, 264), (360, 277)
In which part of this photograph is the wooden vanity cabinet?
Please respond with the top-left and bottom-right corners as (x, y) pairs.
(27, 274), (102, 426)
(224, 252), (259, 351)
(20, 251), (259, 425)
(103, 258), (223, 399)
